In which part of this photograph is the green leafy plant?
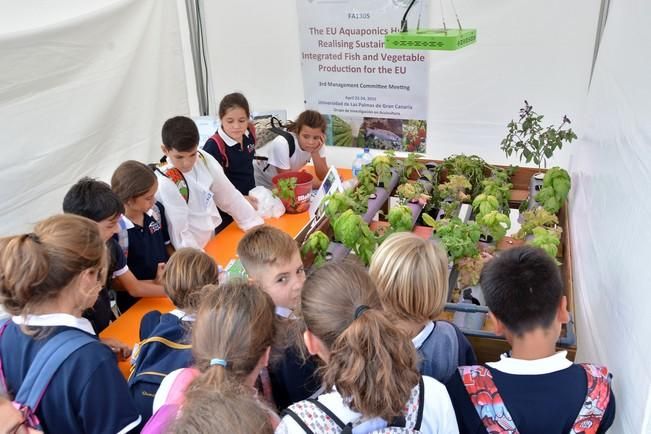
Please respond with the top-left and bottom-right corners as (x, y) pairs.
(323, 191), (364, 221)
(272, 177), (297, 207)
(371, 154), (395, 187)
(476, 210), (511, 242)
(500, 100), (577, 170)
(332, 209), (377, 266)
(301, 231), (330, 267)
(535, 167), (571, 213)
(437, 154), (491, 197)
(530, 226), (561, 260)
(388, 205), (414, 233)
(351, 164), (378, 202)
(396, 182), (430, 204)
(516, 207), (559, 239)
(472, 194), (500, 217)
(434, 218), (481, 263)
(481, 167), (514, 212)
(402, 152), (426, 181)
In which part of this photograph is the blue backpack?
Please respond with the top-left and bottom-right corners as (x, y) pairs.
(128, 311), (193, 423)
(0, 320), (96, 431)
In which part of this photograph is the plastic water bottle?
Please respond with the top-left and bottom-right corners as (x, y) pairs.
(352, 153), (364, 177)
(361, 147), (373, 166)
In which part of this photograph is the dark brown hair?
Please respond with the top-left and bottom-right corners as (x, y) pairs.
(111, 160), (157, 203)
(161, 116), (200, 152)
(0, 214), (107, 316)
(186, 280), (276, 393)
(286, 110), (327, 135)
(219, 92), (250, 119)
(162, 248), (220, 312)
(300, 260), (419, 421)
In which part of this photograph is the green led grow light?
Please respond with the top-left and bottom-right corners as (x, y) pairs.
(385, 28), (476, 51)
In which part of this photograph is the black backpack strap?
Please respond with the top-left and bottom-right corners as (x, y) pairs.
(280, 408), (315, 434)
(414, 376), (425, 430)
(307, 398), (347, 428)
(270, 116), (296, 158)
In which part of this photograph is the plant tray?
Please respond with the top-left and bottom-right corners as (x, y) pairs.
(385, 28), (477, 51)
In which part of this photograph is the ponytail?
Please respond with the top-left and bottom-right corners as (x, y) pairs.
(300, 260), (419, 421)
(186, 280), (276, 393)
(0, 215), (106, 316)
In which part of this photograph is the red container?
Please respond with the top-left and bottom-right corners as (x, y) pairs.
(272, 171), (313, 214)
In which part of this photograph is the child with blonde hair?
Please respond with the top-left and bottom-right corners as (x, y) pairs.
(369, 232), (476, 383)
(143, 280), (278, 433)
(278, 260), (458, 433)
(128, 248), (220, 423)
(0, 214), (140, 433)
(237, 225), (321, 410)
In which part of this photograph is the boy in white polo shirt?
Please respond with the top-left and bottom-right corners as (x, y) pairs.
(155, 116), (263, 250)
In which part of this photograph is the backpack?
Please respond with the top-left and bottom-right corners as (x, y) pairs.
(417, 321), (459, 383)
(128, 311), (193, 423)
(458, 363), (612, 434)
(207, 122), (258, 169)
(152, 152), (210, 203)
(0, 320), (96, 431)
(141, 367), (199, 434)
(253, 116), (296, 158)
(281, 377), (424, 433)
(116, 204), (163, 259)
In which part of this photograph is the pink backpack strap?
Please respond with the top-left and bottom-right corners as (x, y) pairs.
(209, 133), (229, 168)
(570, 364), (612, 434)
(141, 368), (199, 434)
(458, 365), (520, 434)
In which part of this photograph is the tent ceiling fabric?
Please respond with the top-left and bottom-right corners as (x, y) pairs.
(0, 0), (190, 235)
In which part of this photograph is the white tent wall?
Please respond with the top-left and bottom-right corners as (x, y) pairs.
(0, 0), (191, 236)
(570, 0), (651, 432)
(201, 0), (600, 168)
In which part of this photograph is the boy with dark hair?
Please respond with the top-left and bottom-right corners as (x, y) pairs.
(156, 116), (262, 249)
(446, 246), (616, 433)
(63, 177), (165, 331)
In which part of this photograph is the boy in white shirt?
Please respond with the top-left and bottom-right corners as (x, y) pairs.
(156, 116), (263, 250)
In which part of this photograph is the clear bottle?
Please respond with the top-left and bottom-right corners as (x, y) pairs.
(352, 152), (364, 177)
(361, 147), (373, 166)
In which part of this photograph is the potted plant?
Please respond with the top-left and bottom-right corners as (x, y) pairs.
(472, 193), (500, 217)
(516, 207), (559, 239)
(476, 210), (511, 243)
(332, 209), (378, 266)
(437, 154), (492, 198)
(272, 171), (314, 214)
(530, 226), (561, 262)
(437, 175), (471, 219)
(500, 100), (577, 208)
(402, 152), (427, 181)
(534, 167), (571, 214)
(396, 182), (430, 204)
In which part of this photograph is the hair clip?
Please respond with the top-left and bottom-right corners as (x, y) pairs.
(210, 358), (228, 368)
(353, 305), (370, 320)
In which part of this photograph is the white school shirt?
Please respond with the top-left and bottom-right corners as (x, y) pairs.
(155, 149), (263, 249)
(275, 376), (459, 434)
(254, 133), (326, 188)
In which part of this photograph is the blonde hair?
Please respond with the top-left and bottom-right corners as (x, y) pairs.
(0, 214), (107, 316)
(369, 232), (449, 323)
(162, 248), (219, 312)
(167, 386), (274, 434)
(300, 260), (419, 421)
(185, 281), (276, 393)
(237, 225), (299, 277)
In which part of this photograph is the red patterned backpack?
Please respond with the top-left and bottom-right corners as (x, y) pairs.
(458, 364), (612, 434)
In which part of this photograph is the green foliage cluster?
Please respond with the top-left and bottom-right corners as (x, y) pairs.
(301, 231), (330, 268)
(437, 154), (491, 198)
(332, 210), (378, 266)
(535, 167), (571, 214)
(272, 177), (297, 206)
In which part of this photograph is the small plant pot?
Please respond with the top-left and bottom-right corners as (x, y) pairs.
(272, 171), (313, 214)
(497, 236), (526, 251)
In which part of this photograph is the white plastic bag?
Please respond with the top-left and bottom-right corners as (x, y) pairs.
(249, 186), (286, 219)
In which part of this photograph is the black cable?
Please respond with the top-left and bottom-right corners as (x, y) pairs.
(401, 0), (418, 32)
(195, 0), (210, 115)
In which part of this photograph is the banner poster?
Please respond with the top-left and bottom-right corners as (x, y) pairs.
(296, 0), (429, 152)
